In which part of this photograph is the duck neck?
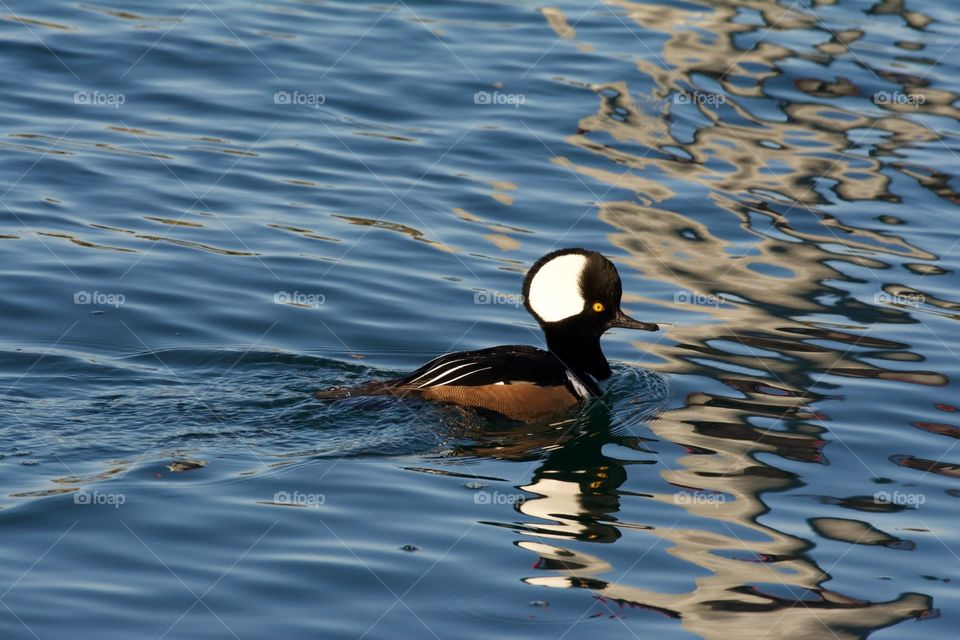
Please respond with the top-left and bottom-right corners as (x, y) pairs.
(543, 329), (611, 395)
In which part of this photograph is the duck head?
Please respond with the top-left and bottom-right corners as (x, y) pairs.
(522, 248), (658, 385)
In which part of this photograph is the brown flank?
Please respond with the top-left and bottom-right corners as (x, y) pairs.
(419, 382), (578, 422)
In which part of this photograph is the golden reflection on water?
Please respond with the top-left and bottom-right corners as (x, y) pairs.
(474, 1), (954, 636)
(462, 401), (933, 638)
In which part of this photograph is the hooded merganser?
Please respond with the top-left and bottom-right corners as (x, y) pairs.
(314, 248), (659, 422)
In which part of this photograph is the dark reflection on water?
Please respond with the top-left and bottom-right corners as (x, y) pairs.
(2, 0), (960, 637)
(448, 370), (935, 638)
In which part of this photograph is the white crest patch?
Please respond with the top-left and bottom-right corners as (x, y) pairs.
(527, 253), (587, 322)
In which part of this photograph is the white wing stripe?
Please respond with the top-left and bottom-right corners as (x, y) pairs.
(407, 357), (465, 384)
(439, 366), (493, 386)
(417, 362), (477, 388)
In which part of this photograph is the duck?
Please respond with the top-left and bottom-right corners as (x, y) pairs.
(314, 247), (658, 422)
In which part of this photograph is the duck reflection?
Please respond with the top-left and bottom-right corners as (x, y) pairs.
(514, 423), (633, 544)
(450, 374), (660, 543)
(452, 391), (933, 638)
(496, 405), (643, 544)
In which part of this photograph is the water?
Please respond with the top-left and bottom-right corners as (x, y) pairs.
(1, 0), (958, 637)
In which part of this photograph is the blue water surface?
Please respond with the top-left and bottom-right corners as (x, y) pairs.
(2, 0), (959, 638)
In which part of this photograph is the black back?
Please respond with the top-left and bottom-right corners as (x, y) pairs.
(396, 345), (572, 389)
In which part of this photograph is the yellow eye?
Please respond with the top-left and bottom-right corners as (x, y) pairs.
(592, 302), (605, 312)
